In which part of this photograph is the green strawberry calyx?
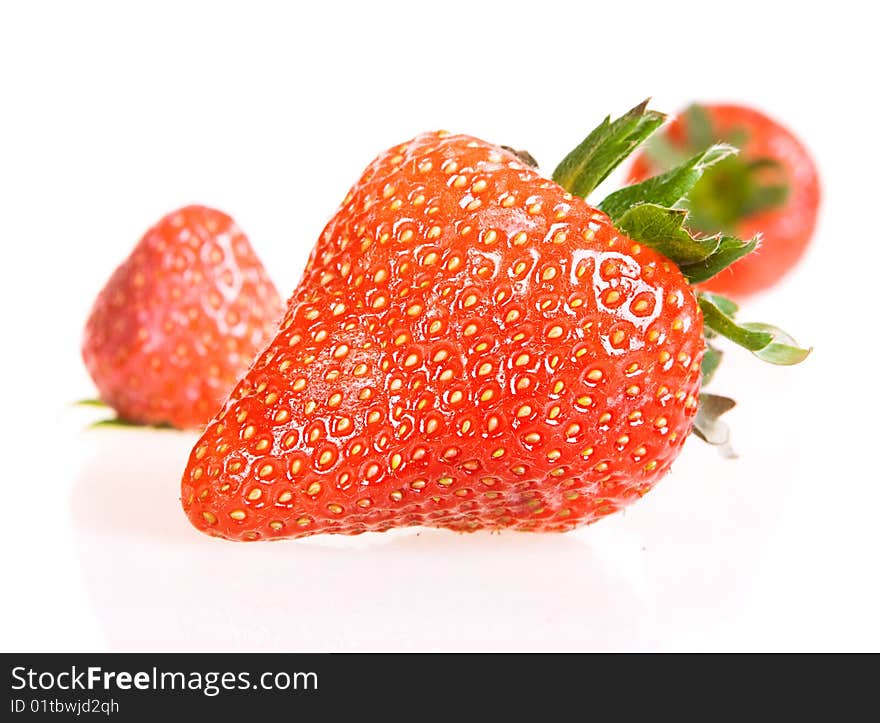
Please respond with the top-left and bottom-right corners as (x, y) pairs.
(73, 397), (109, 408)
(644, 103), (791, 232)
(89, 417), (175, 430)
(74, 398), (176, 430)
(550, 100), (810, 448)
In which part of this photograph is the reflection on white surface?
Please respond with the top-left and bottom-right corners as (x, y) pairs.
(70, 425), (788, 651)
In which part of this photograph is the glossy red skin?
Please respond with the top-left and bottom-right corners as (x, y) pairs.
(629, 104), (820, 298)
(182, 133), (704, 540)
(82, 205), (283, 429)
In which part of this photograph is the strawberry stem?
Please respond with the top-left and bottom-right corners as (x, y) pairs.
(500, 146), (539, 169)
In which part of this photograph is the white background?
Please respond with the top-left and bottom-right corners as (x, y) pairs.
(1, 0), (878, 651)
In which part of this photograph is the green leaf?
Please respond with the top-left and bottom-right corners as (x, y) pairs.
(90, 418), (141, 428)
(726, 127), (750, 149)
(699, 292), (738, 317)
(633, 106), (790, 233)
(701, 344), (723, 386)
(742, 183), (789, 217)
(608, 204), (756, 286)
(698, 295), (811, 366)
(599, 143), (737, 221)
(644, 134), (690, 170)
(740, 323), (812, 365)
(73, 398), (108, 408)
(551, 100), (665, 199)
(89, 417), (174, 430)
(698, 295), (774, 351)
(684, 152), (790, 232)
(748, 157), (785, 172)
(692, 393), (737, 455)
(614, 203), (720, 265)
(684, 103), (714, 150)
(680, 235), (757, 284)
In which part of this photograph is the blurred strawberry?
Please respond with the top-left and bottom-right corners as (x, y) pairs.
(82, 205), (282, 429)
(629, 103), (820, 298)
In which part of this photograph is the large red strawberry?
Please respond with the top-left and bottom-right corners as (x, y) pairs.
(628, 103), (820, 298)
(181, 104), (808, 540)
(83, 205), (283, 429)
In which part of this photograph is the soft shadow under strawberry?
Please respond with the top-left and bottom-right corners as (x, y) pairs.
(70, 431), (647, 650)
